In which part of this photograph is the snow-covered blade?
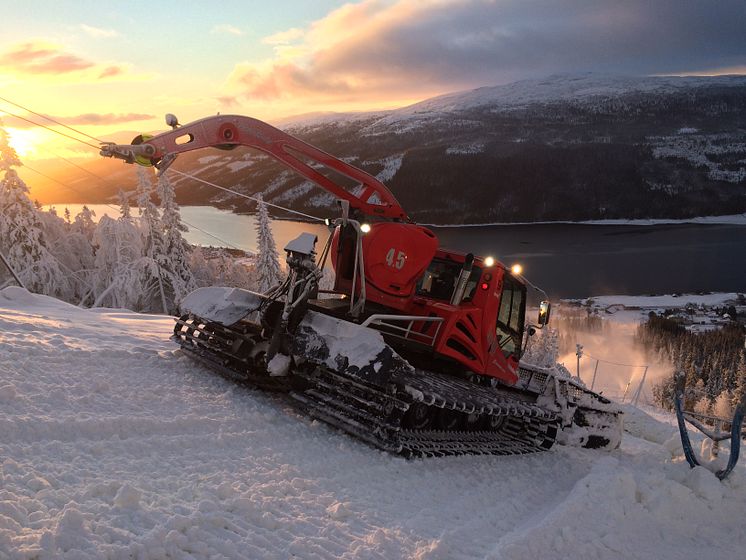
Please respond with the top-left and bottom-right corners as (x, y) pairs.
(180, 286), (264, 325)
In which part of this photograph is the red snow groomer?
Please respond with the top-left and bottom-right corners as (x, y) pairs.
(101, 114), (622, 457)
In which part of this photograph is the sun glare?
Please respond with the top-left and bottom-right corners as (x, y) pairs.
(5, 128), (38, 158)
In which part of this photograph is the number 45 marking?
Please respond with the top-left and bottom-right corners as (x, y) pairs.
(385, 248), (406, 270)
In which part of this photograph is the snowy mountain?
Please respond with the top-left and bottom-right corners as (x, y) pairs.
(31, 73), (746, 223)
(1, 286), (745, 558)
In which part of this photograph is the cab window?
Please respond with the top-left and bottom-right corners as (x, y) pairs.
(416, 259), (481, 302)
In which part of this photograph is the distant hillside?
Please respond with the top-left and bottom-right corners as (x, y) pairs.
(29, 73), (746, 224)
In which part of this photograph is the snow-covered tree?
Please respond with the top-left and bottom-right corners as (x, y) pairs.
(254, 193), (282, 293)
(37, 208), (96, 304)
(92, 213), (144, 309)
(733, 352), (746, 408)
(133, 166), (170, 313)
(0, 123), (70, 298)
(117, 189), (132, 219)
(714, 391), (734, 419)
(156, 172), (196, 309)
(189, 247), (254, 290)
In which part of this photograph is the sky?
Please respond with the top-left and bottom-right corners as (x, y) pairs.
(0, 0), (744, 165)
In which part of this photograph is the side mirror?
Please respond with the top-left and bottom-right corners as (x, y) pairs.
(538, 301), (551, 326)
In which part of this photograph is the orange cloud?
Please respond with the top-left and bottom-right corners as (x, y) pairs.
(98, 65), (124, 79)
(0, 42), (93, 74)
(0, 41), (138, 83)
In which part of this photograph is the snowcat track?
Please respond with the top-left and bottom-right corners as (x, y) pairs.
(173, 315), (289, 391)
(290, 366), (559, 457)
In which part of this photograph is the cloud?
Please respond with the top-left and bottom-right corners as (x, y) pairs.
(98, 65), (124, 79)
(0, 112), (155, 129)
(0, 41), (141, 83)
(211, 24), (244, 36)
(262, 28), (304, 45)
(0, 42), (93, 74)
(225, 0), (746, 109)
(80, 24), (119, 38)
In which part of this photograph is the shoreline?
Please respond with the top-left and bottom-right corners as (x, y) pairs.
(44, 203), (746, 228)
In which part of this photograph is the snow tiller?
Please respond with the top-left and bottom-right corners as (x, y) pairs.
(101, 114), (622, 457)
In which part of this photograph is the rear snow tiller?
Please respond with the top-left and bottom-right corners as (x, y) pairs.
(102, 114), (623, 457)
(674, 372), (744, 480)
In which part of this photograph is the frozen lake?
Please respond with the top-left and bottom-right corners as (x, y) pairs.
(48, 204), (746, 299)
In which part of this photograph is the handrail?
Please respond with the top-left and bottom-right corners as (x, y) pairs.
(361, 314), (444, 346)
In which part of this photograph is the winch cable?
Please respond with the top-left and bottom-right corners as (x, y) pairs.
(168, 169), (326, 223)
(0, 99), (328, 223)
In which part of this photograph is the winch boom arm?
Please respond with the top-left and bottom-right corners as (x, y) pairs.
(100, 114), (408, 221)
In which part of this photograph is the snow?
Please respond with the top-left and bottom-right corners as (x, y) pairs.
(0, 287), (745, 559)
(285, 73), (746, 133)
(180, 286), (263, 325)
(225, 160), (254, 173)
(297, 311), (400, 372)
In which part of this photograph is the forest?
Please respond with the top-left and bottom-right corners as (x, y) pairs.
(0, 122), (283, 316)
(637, 314), (746, 417)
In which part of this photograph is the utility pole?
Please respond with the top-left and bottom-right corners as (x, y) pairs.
(590, 359), (600, 391)
(576, 344), (584, 383)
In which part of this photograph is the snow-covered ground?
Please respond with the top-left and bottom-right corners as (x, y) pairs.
(1, 287), (744, 559)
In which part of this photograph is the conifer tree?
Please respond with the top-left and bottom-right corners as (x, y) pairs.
(254, 193), (282, 293)
(733, 351), (746, 408)
(0, 122), (69, 298)
(118, 189), (131, 219)
(135, 166), (169, 313)
(156, 172), (196, 308)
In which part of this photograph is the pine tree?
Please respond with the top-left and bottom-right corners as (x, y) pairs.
(254, 193), (282, 293)
(118, 189), (131, 219)
(0, 122), (69, 298)
(733, 351), (746, 408)
(135, 166), (169, 313)
(156, 172), (196, 309)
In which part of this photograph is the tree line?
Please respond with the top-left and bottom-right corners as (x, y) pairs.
(637, 314), (746, 417)
(0, 121), (284, 315)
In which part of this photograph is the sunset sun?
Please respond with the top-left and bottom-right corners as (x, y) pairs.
(5, 127), (38, 158)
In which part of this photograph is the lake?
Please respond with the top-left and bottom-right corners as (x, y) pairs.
(47, 204), (746, 299)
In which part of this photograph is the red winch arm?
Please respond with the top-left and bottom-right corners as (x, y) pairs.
(100, 114), (408, 221)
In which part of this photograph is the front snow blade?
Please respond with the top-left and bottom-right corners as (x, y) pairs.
(180, 286), (265, 326)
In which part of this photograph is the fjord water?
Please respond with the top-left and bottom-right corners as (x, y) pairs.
(51, 204), (746, 299)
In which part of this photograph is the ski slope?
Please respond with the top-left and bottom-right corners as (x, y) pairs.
(0, 287), (744, 559)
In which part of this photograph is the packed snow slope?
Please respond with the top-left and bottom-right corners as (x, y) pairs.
(0, 287), (744, 560)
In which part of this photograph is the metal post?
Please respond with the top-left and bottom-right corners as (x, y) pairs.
(575, 344), (583, 383)
(0, 250), (24, 289)
(632, 366), (649, 407)
(621, 380), (632, 404)
(590, 359), (600, 391)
